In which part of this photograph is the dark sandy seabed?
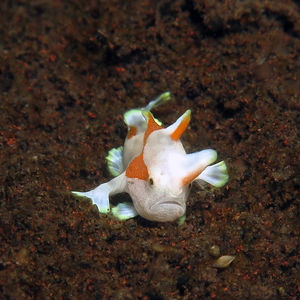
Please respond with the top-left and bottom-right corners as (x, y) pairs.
(0, 0), (299, 299)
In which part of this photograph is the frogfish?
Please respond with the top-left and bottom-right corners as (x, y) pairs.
(73, 92), (228, 222)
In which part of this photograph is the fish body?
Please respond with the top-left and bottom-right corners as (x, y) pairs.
(73, 92), (228, 222)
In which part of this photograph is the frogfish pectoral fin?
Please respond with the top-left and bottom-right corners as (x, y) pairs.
(72, 173), (127, 214)
(112, 202), (138, 220)
(106, 146), (124, 177)
(181, 149), (217, 186)
(196, 161), (229, 187)
(72, 189), (110, 213)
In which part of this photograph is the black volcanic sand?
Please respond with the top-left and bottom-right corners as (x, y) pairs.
(0, 1), (299, 299)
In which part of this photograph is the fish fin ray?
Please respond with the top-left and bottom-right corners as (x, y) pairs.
(145, 91), (171, 111)
(196, 161), (229, 187)
(106, 146), (124, 177)
(181, 149), (217, 186)
(112, 202), (138, 220)
(72, 189), (110, 213)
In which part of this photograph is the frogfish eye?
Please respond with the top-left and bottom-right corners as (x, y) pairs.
(149, 178), (154, 185)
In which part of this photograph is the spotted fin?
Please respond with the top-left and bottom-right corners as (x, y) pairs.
(196, 161), (229, 187)
(106, 146), (124, 177)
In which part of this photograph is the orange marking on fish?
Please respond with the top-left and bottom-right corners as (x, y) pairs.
(126, 153), (149, 180)
(143, 112), (162, 144)
(126, 112), (161, 180)
(127, 126), (137, 139)
(170, 111), (191, 141)
(181, 167), (204, 186)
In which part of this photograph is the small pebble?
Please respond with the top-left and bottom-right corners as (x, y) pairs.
(152, 243), (165, 253)
(213, 255), (235, 269)
(278, 287), (285, 296)
(209, 245), (220, 257)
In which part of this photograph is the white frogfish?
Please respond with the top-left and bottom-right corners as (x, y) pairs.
(72, 92), (228, 222)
